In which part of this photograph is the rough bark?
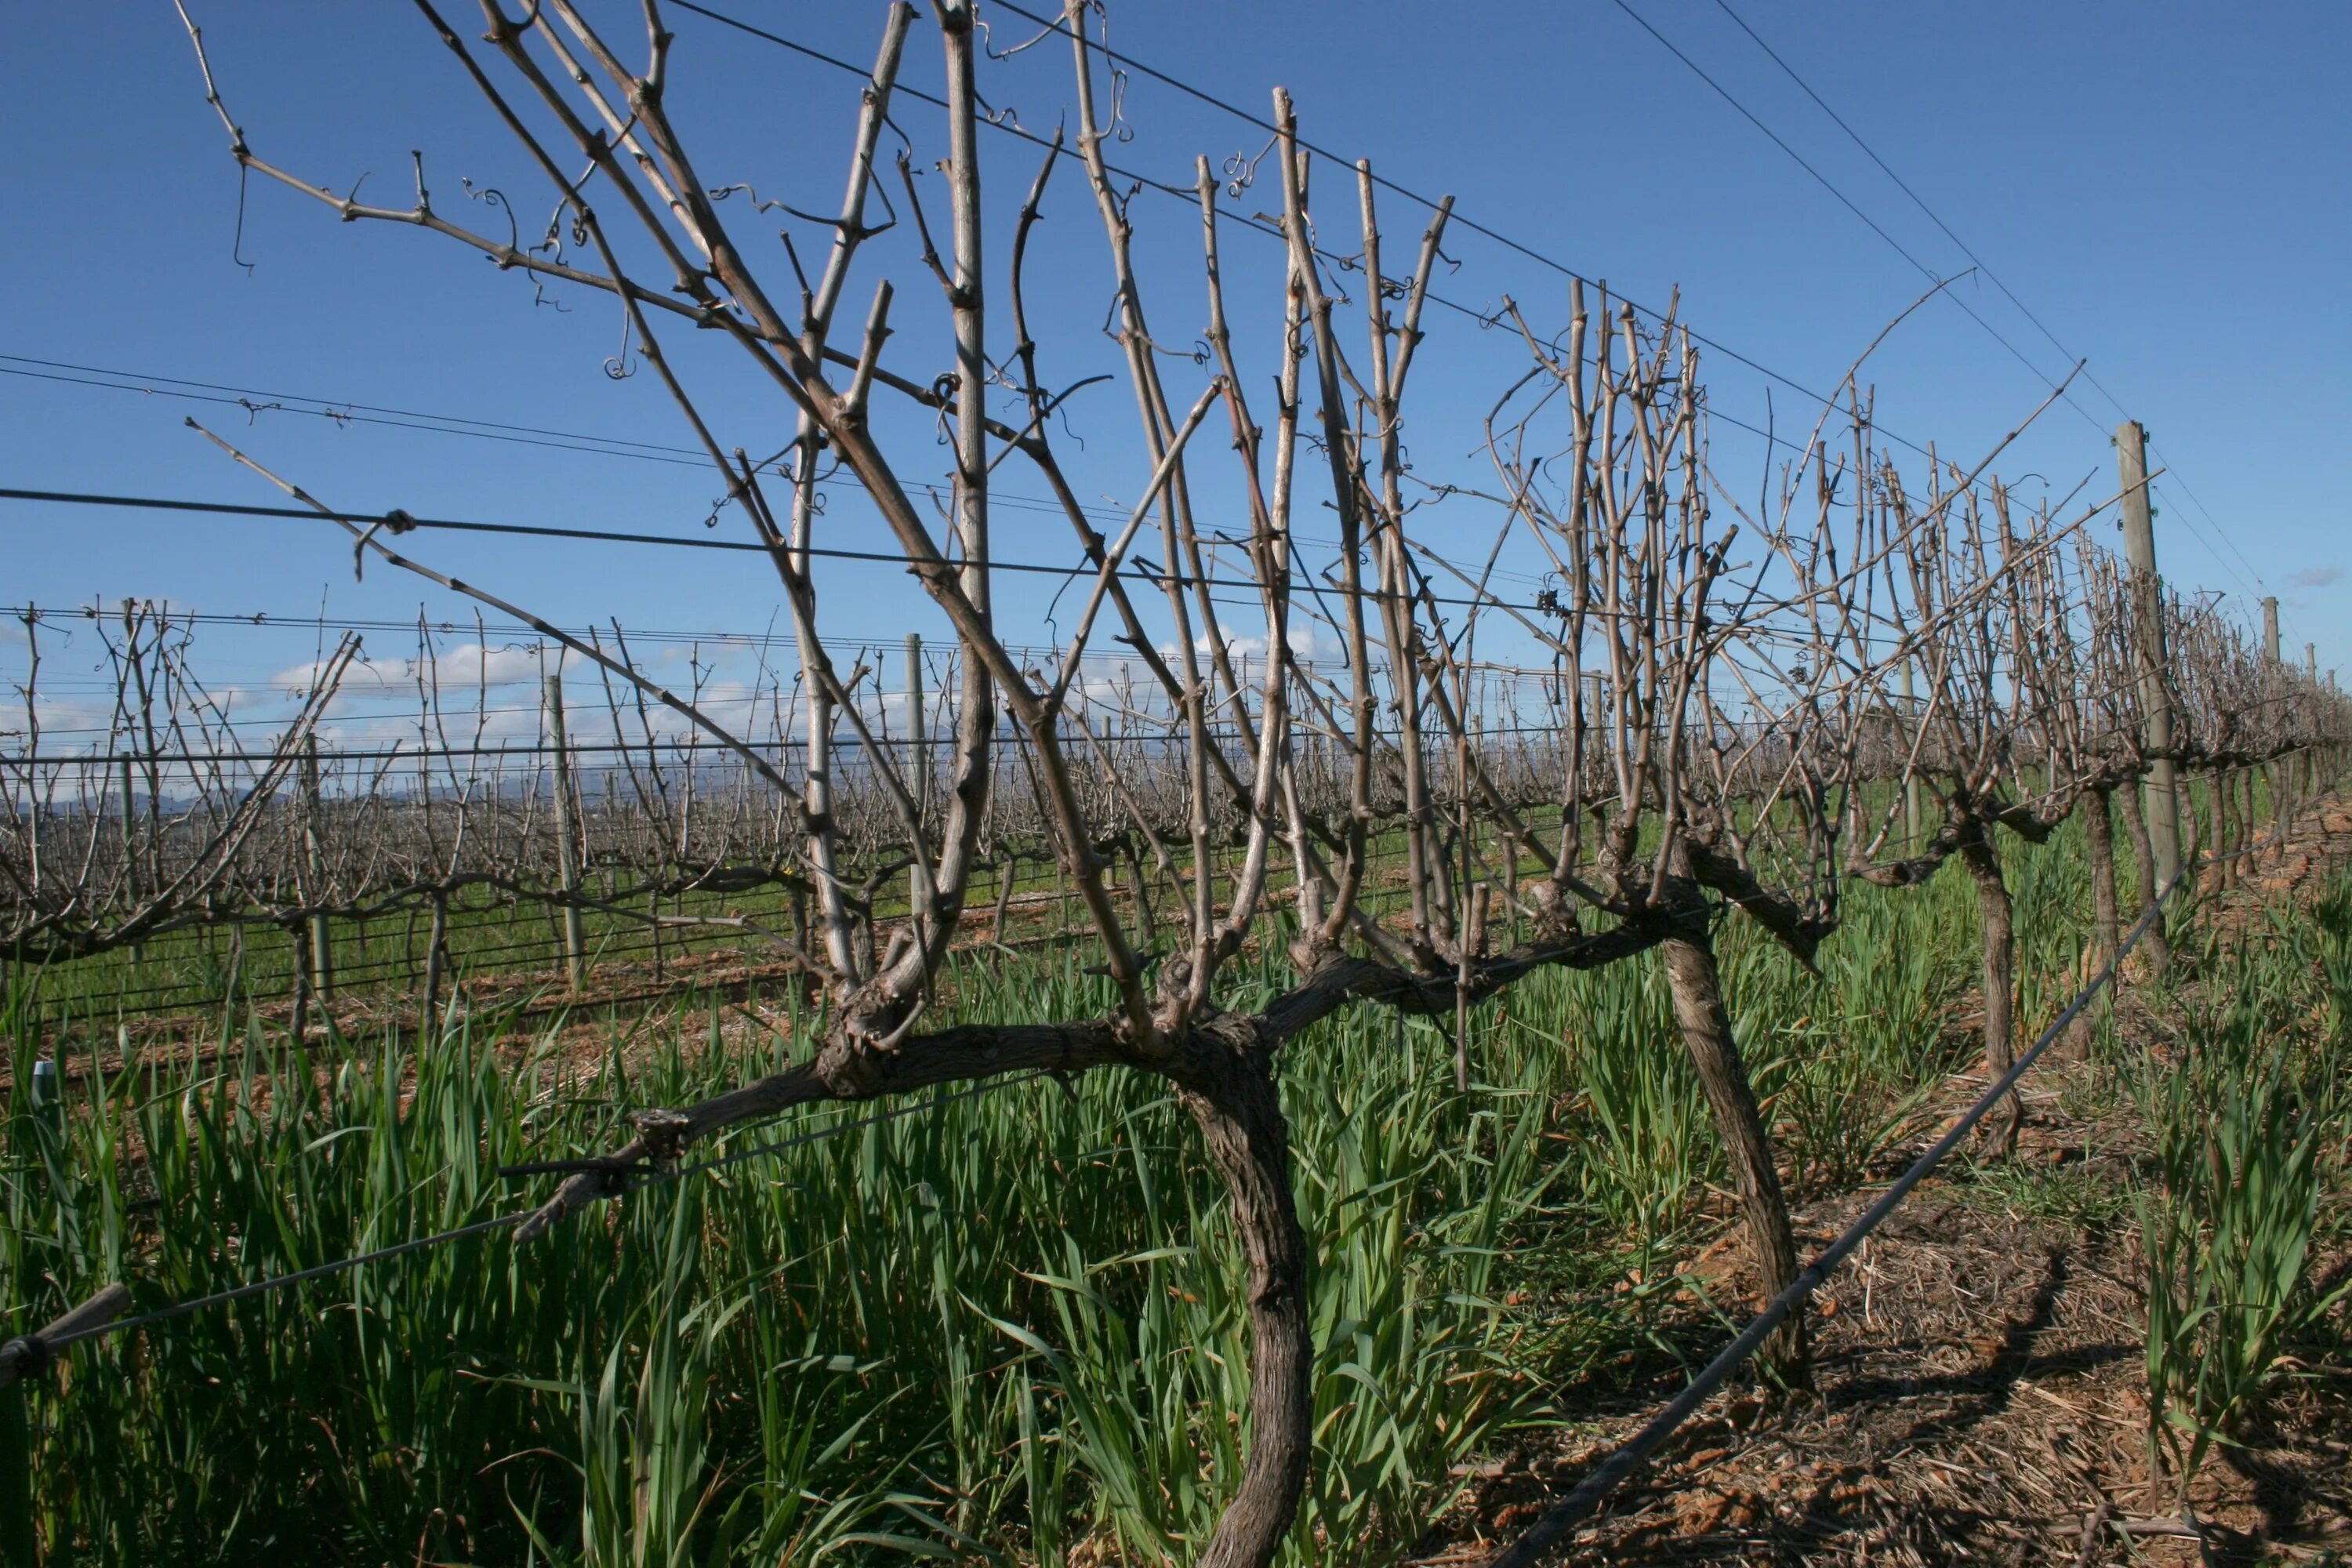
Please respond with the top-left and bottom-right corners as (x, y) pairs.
(1659, 919), (1808, 1387)
(2114, 778), (2171, 979)
(1958, 834), (2021, 1156)
(2063, 788), (2121, 1062)
(1176, 1046), (1314, 1568)
(2213, 768), (2236, 889)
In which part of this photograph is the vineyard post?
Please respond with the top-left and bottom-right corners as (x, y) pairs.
(1900, 658), (1922, 848)
(421, 890), (448, 1047)
(300, 735), (333, 1003)
(0, 1284), (130, 1566)
(544, 673), (586, 992)
(0, 1354), (27, 1566)
(2263, 597), (2283, 827)
(118, 752), (142, 965)
(1900, 515), (1933, 844)
(2312, 643), (2324, 797)
(289, 915), (310, 1043)
(906, 633), (926, 913)
(2116, 422), (2181, 888)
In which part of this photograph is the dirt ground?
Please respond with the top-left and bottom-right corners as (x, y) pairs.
(1425, 800), (2352, 1567)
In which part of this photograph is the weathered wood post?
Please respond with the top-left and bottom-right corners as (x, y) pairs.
(907, 633), (927, 916)
(0, 1284), (132, 1566)
(118, 752), (143, 966)
(545, 673), (586, 991)
(1900, 659), (1923, 848)
(2262, 596), (2283, 832)
(2310, 642), (2325, 798)
(301, 735), (334, 1005)
(2117, 422), (2180, 891)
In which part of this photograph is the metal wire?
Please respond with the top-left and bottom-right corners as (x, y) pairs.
(29, 1069), (1053, 1356)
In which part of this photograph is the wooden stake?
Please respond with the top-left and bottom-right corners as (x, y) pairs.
(0, 1283), (132, 1566)
(2116, 422), (2180, 889)
(301, 736), (334, 1004)
(545, 674), (586, 992)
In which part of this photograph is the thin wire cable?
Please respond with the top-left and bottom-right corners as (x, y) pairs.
(0, 361), (712, 467)
(0, 485), (1813, 641)
(1699, 1), (2266, 596)
(1600, 0), (2115, 436)
(1610, 0), (2261, 598)
(0, 601), (1127, 662)
(29, 1069), (1052, 1356)
(0, 356), (1145, 532)
(1707, 1), (2094, 394)
(0, 358), (1554, 597)
(673, 0), (1947, 469)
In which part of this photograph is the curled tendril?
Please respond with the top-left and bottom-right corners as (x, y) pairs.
(1331, 253), (1406, 303)
(975, 93), (1026, 132)
(460, 178), (518, 252)
(975, 12), (1060, 60)
(228, 159), (257, 274)
(604, 307), (639, 380)
(236, 398), (284, 425)
(530, 206), (566, 263)
(482, 197), (575, 313)
(1221, 136), (1277, 198)
(1072, 0), (1137, 143)
(1109, 64), (1134, 142)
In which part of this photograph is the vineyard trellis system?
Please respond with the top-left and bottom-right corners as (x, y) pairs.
(4, 2), (2350, 1563)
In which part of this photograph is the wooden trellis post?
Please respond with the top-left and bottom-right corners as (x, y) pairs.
(301, 736), (334, 1005)
(0, 1284), (130, 1566)
(2263, 596), (2283, 826)
(118, 753), (142, 966)
(2116, 422), (2181, 889)
(907, 633), (927, 915)
(545, 673), (586, 992)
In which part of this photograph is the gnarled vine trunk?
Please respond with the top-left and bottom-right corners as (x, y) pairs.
(1178, 1046), (1314, 1568)
(1657, 898), (1806, 1386)
(2114, 779), (2172, 980)
(2063, 786), (2120, 1062)
(1958, 833), (2021, 1156)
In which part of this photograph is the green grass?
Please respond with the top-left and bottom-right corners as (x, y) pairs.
(2135, 884), (2352, 1505)
(4, 940), (1588, 1566)
(4, 804), (2341, 1564)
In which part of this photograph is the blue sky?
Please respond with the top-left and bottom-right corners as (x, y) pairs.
(4, 0), (2347, 747)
